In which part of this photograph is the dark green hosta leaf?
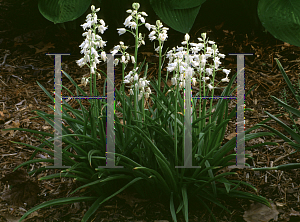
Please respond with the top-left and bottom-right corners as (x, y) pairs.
(38, 0), (92, 24)
(258, 0), (300, 47)
(150, 0), (202, 33)
(169, 0), (207, 9)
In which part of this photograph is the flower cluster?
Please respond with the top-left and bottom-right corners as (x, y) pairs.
(110, 41), (136, 66)
(123, 67), (152, 100)
(145, 20), (169, 41)
(76, 5), (108, 86)
(111, 3), (150, 67)
(144, 20), (169, 53)
(116, 3), (147, 48)
(166, 32), (231, 91)
(111, 2), (154, 101)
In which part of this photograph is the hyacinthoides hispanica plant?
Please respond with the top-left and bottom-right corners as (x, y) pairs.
(3, 3), (282, 222)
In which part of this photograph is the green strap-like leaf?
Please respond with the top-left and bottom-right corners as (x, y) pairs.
(81, 177), (144, 221)
(264, 111), (300, 144)
(271, 96), (300, 118)
(19, 196), (97, 222)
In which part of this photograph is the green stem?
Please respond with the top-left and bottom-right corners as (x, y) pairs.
(198, 69), (202, 133)
(121, 62), (126, 136)
(158, 40), (162, 91)
(133, 16), (139, 122)
(175, 78), (178, 168)
(207, 48), (217, 153)
(209, 59), (216, 125)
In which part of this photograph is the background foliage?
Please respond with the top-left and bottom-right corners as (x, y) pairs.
(37, 0), (300, 47)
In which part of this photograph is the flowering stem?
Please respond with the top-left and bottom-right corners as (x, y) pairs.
(174, 78), (178, 169)
(133, 16), (139, 124)
(158, 40), (162, 91)
(93, 65), (97, 97)
(198, 70), (202, 132)
(121, 62), (126, 134)
(134, 82), (138, 121)
(122, 63), (125, 94)
(134, 18), (139, 70)
(209, 55), (216, 125)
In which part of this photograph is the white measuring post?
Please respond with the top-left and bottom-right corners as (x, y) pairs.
(97, 54), (123, 169)
(46, 53), (71, 169)
(228, 53), (253, 168)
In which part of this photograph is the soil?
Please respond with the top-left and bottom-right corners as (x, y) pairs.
(1, 0), (300, 221)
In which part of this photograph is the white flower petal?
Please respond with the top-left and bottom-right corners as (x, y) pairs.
(140, 17), (145, 23)
(207, 84), (214, 90)
(145, 23), (152, 31)
(131, 56), (135, 64)
(117, 28), (126, 35)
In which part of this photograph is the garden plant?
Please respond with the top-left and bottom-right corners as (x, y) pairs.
(4, 3), (297, 222)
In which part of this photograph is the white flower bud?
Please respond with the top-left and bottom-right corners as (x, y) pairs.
(111, 49), (118, 56)
(140, 17), (145, 23)
(101, 51), (106, 62)
(121, 55), (126, 63)
(184, 33), (190, 41)
(113, 58), (119, 66)
(149, 30), (156, 37)
(192, 77), (196, 86)
(156, 20), (162, 27)
(141, 12), (148, 16)
(129, 88), (134, 95)
(218, 53), (225, 58)
(132, 3), (140, 10)
(91, 5), (95, 11)
(131, 56), (135, 64)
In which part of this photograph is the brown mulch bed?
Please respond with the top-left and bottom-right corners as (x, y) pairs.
(1, 0), (300, 221)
